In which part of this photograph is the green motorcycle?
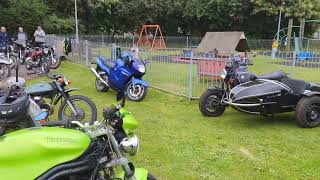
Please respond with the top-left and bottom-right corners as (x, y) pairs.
(0, 98), (156, 180)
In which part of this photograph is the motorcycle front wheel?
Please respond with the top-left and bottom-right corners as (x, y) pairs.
(50, 55), (61, 69)
(125, 83), (148, 102)
(58, 95), (97, 125)
(40, 59), (50, 73)
(199, 89), (226, 117)
(0, 64), (11, 81)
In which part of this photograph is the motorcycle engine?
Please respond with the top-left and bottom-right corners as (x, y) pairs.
(33, 96), (54, 115)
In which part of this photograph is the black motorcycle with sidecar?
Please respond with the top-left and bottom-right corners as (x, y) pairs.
(199, 60), (320, 128)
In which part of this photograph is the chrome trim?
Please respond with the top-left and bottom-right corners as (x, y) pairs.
(90, 67), (108, 86)
(231, 91), (281, 102)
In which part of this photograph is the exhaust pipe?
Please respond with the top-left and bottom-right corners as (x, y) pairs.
(90, 67), (108, 86)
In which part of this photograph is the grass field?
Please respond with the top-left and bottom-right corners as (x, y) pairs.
(27, 61), (320, 179)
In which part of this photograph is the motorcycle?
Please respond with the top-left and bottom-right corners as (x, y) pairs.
(0, 44), (17, 69)
(24, 45), (51, 73)
(0, 77), (45, 135)
(0, 94), (156, 180)
(25, 73), (98, 126)
(90, 48), (148, 102)
(199, 59), (320, 128)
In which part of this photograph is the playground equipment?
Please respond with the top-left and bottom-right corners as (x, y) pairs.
(136, 25), (167, 50)
(195, 32), (250, 80)
(273, 19), (320, 51)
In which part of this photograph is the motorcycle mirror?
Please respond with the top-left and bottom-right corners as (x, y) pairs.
(144, 59), (150, 64)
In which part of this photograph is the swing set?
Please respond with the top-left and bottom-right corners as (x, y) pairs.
(136, 24), (167, 50)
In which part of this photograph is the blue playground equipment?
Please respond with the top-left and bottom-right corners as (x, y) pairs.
(294, 32), (315, 61)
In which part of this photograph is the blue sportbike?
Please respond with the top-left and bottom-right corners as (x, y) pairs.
(90, 49), (148, 102)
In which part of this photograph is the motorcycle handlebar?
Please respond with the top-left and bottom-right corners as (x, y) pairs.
(43, 121), (66, 127)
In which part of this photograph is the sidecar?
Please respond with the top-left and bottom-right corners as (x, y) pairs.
(201, 75), (320, 128)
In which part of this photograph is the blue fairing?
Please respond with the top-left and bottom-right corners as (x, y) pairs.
(96, 54), (148, 91)
(96, 57), (110, 74)
(132, 78), (148, 87)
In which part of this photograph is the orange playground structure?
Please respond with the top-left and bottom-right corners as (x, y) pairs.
(136, 25), (167, 50)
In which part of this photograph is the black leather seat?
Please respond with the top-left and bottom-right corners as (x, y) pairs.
(257, 71), (287, 81)
(281, 78), (308, 94)
(101, 59), (115, 69)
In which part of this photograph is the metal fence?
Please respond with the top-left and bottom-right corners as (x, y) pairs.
(46, 36), (320, 99)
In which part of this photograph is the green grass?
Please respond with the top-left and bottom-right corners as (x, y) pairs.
(27, 61), (320, 179)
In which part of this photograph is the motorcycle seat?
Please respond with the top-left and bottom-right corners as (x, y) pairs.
(101, 58), (115, 69)
(280, 78), (309, 94)
(257, 71), (287, 81)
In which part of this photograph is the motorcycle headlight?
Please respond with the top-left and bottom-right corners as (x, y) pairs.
(120, 135), (139, 156)
(43, 48), (49, 54)
(138, 65), (145, 73)
(221, 69), (227, 79)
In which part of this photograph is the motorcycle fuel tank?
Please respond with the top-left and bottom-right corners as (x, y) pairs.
(25, 83), (54, 96)
(0, 127), (91, 180)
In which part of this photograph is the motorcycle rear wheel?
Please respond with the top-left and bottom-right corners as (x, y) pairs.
(95, 78), (109, 92)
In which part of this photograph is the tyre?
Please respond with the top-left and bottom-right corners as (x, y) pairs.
(9, 55), (17, 69)
(25, 59), (33, 70)
(125, 83), (148, 102)
(40, 59), (50, 73)
(95, 78), (109, 92)
(0, 64), (11, 81)
(58, 95), (97, 125)
(199, 89), (226, 117)
(295, 96), (320, 128)
(50, 55), (61, 69)
(147, 173), (157, 180)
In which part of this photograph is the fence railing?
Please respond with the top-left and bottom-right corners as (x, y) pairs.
(46, 36), (320, 99)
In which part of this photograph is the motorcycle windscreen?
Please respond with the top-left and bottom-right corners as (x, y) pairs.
(229, 79), (291, 104)
(0, 127), (91, 180)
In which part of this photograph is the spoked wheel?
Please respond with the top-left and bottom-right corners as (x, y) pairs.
(125, 83), (148, 102)
(95, 78), (109, 92)
(296, 96), (320, 128)
(50, 55), (61, 69)
(199, 89), (226, 117)
(0, 64), (11, 81)
(9, 55), (17, 69)
(58, 95), (97, 125)
(40, 60), (50, 73)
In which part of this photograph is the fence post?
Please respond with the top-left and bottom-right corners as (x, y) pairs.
(188, 49), (193, 100)
(85, 40), (89, 65)
(290, 51), (296, 78)
(111, 43), (116, 61)
(307, 39), (310, 51)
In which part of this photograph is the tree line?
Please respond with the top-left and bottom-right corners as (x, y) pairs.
(0, 0), (319, 39)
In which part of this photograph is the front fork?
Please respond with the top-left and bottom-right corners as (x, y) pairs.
(106, 131), (136, 180)
(56, 83), (78, 116)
